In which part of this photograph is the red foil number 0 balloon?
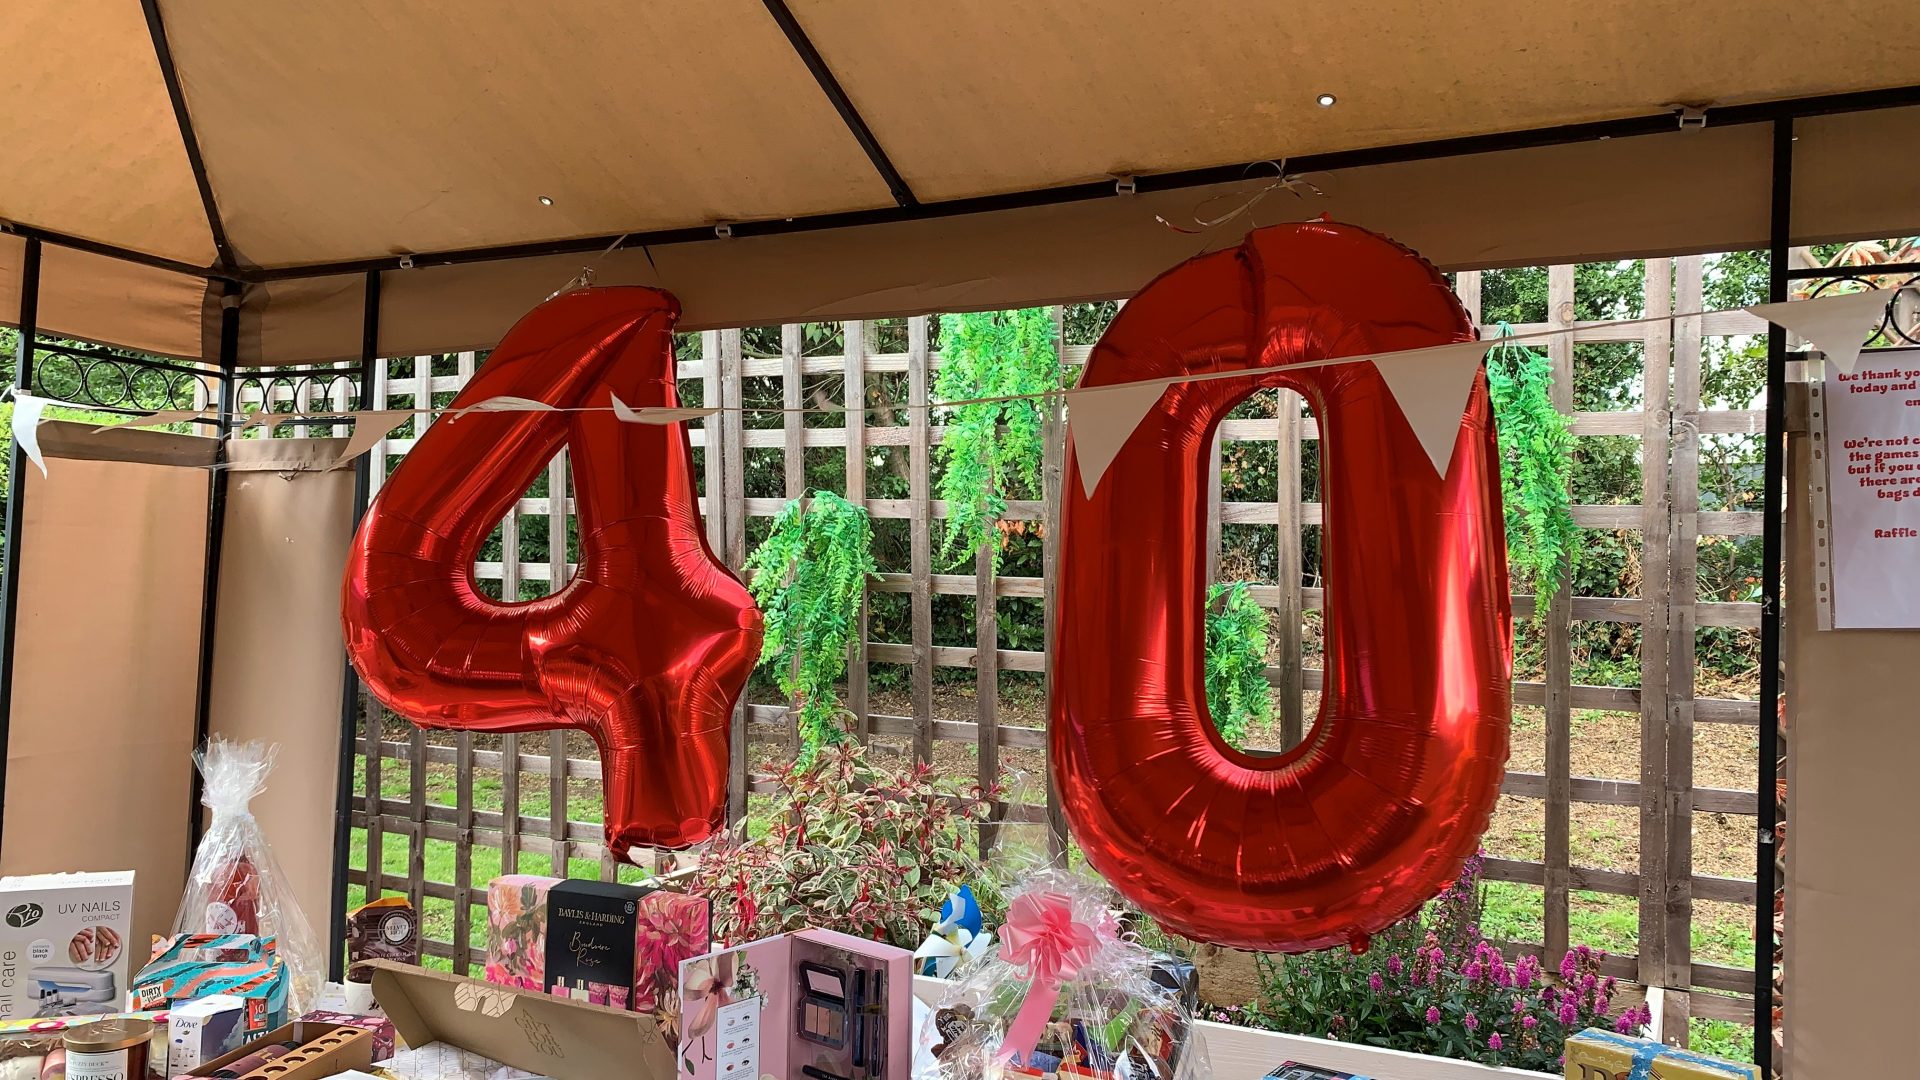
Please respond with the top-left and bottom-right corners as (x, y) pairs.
(342, 287), (762, 856)
(1053, 223), (1512, 952)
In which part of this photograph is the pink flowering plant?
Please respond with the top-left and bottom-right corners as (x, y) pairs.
(1234, 852), (1651, 1073)
(689, 741), (997, 948)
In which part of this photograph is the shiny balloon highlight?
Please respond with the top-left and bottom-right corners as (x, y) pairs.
(1051, 222), (1513, 952)
(342, 287), (762, 858)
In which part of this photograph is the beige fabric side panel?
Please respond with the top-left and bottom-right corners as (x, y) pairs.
(0, 455), (210, 947)
(1783, 434), (1920, 1076)
(205, 438), (355, 946)
(1792, 105), (1920, 245)
(0, 235), (211, 362)
(241, 122), (1785, 365)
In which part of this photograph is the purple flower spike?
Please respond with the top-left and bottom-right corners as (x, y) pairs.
(1463, 1012), (1479, 1032)
(1559, 1002), (1578, 1026)
(1388, 954), (1404, 976)
(1488, 1033), (1503, 1051)
(1368, 972), (1384, 993)
(1523, 1015), (1538, 1031)
(1427, 1005), (1442, 1025)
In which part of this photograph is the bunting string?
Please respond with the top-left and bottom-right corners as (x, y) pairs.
(12, 285), (1911, 486)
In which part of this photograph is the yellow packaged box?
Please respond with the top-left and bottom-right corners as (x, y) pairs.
(1564, 1029), (1760, 1080)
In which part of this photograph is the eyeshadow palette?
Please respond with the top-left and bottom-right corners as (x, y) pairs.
(795, 962), (848, 1048)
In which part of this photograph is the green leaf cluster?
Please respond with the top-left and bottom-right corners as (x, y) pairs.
(742, 491), (877, 759)
(1203, 581), (1270, 748)
(1487, 331), (1578, 608)
(933, 308), (1061, 570)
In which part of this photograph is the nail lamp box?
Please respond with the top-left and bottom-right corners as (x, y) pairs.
(675, 929), (912, 1080)
(364, 958), (674, 1080)
(1563, 1028), (1761, 1080)
(0, 871), (136, 1021)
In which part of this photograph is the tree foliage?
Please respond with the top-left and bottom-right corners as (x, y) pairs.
(742, 491), (877, 758)
(1204, 581), (1271, 747)
(932, 309), (1060, 570)
(1487, 330), (1579, 607)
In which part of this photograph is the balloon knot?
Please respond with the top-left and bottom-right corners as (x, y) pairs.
(1347, 929), (1371, 955)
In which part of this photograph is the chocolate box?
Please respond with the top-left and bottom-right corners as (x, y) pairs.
(483, 876), (708, 1023)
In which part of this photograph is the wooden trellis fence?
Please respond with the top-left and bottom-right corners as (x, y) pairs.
(345, 255), (1768, 1045)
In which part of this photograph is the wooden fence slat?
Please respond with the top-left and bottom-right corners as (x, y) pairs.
(1543, 265), (1576, 969)
(1664, 256), (1706, 1042)
(908, 317), (935, 764)
(548, 447), (572, 877)
(721, 329), (748, 827)
(844, 322), (870, 740)
(782, 324), (806, 755)
(1273, 390), (1305, 747)
(499, 491), (523, 874)
(1638, 257), (1676, 1008)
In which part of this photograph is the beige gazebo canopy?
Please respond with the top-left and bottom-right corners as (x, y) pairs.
(3, 1), (1918, 364)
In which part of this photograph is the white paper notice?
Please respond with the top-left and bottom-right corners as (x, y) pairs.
(1818, 347), (1920, 628)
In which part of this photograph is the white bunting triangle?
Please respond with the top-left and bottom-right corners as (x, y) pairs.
(1067, 380), (1167, 498)
(328, 411), (413, 471)
(1747, 288), (1898, 375)
(608, 393), (719, 425)
(11, 395), (48, 478)
(93, 408), (213, 433)
(450, 394), (558, 419)
(1370, 340), (1493, 477)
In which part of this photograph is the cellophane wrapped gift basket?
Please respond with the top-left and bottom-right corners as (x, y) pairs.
(923, 872), (1206, 1080)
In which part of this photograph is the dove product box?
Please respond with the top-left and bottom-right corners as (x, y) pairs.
(169, 995), (249, 1074)
(675, 929), (912, 1080)
(362, 959), (673, 1080)
(0, 871), (135, 1021)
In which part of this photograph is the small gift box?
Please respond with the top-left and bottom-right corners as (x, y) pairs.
(483, 875), (710, 1026)
(1564, 1028), (1761, 1080)
(926, 874), (1204, 1080)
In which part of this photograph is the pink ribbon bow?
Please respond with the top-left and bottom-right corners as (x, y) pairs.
(996, 892), (1112, 1063)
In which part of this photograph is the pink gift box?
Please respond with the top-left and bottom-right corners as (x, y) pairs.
(484, 875), (710, 1023)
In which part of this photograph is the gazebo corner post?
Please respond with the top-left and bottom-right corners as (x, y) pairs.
(329, 269), (380, 981)
(1756, 115), (1793, 1076)
(186, 282), (240, 845)
(0, 236), (43, 844)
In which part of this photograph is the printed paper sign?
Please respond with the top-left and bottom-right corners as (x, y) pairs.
(1815, 346), (1920, 628)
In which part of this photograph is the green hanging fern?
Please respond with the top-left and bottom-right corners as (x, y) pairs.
(1204, 581), (1272, 748)
(1487, 326), (1579, 608)
(934, 309), (1061, 570)
(742, 491), (878, 759)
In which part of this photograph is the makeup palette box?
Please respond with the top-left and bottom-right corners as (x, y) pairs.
(1563, 1029), (1761, 1080)
(483, 875), (709, 1023)
(0, 871), (136, 1021)
(675, 929), (913, 1080)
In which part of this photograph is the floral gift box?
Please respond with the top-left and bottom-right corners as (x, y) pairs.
(484, 874), (710, 1033)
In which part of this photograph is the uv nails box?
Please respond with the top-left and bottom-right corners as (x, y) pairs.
(0, 871), (136, 1021)
(676, 929), (912, 1080)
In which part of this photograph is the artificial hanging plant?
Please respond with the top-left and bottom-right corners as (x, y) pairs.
(1486, 325), (1579, 608)
(1204, 581), (1272, 748)
(933, 308), (1062, 570)
(742, 491), (878, 758)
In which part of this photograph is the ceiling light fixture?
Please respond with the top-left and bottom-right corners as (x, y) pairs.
(537, 195), (554, 206)
(1315, 93), (1337, 108)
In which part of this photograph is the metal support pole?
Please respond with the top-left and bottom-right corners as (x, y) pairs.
(328, 270), (379, 979)
(1755, 116), (1792, 1075)
(186, 284), (239, 846)
(0, 237), (43, 843)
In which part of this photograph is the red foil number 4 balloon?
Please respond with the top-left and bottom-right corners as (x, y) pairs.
(342, 287), (762, 858)
(1052, 223), (1513, 952)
